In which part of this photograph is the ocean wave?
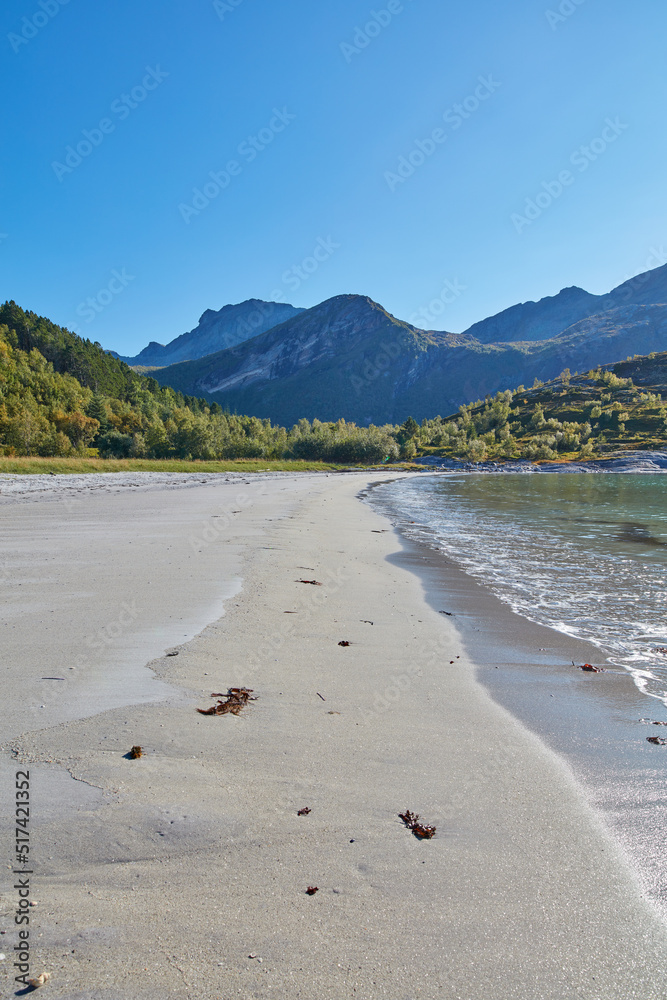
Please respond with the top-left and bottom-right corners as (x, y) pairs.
(370, 473), (667, 708)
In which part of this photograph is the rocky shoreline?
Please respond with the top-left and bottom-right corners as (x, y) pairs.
(415, 449), (667, 473)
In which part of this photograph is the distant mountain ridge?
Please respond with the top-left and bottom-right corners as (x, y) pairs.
(3, 298), (666, 463)
(134, 262), (667, 425)
(116, 298), (304, 367)
(461, 285), (602, 343)
(459, 261), (667, 344)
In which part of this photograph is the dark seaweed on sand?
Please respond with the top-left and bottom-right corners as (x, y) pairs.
(197, 688), (256, 715)
(399, 810), (436, 839)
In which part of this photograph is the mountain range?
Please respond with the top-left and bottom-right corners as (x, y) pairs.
(115, 299), (304, 367)
(121, 263), (667, 425)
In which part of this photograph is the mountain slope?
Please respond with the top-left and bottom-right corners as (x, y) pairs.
(117, 299), (304, 367)
(0, 300), (166, 400)
(0, 301), (398, 463)
(3, 299), (665, 464)
(150, 293), (667, 425)
(460, 262), (667, 344)
(461, 285), (603, 344)
(609, 261), (667, 306)
(150, 294), (470, 425)
(416, 350), (667, 462)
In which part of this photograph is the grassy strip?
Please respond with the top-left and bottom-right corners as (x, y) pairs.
(0, 457), (423, 475)
(0, 457), (349, 475)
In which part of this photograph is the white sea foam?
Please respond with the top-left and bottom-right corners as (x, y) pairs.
(371, 473), (667, 708)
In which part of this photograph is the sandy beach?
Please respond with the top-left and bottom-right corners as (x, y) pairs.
(2, 471), (667, 999)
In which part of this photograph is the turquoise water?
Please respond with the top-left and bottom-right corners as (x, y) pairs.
(371, 474), (667, 708)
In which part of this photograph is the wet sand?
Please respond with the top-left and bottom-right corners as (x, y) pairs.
(2, 472), (667, 999)
(373, 496), (667, 917)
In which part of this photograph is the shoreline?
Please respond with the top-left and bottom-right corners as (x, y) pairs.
(364, 474), (667, 914)
(2, 472), (667, 998)
(414, 449), (667, 473)
(377, 518), (667, 917)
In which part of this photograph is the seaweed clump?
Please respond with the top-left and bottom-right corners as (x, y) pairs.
(197, 688), (256, 716)
(399, 810), (436, 839)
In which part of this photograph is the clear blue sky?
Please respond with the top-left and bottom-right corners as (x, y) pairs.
(2, 0), (666, 354)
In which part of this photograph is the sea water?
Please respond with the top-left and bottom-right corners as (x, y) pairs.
(371, 474), (667, 709)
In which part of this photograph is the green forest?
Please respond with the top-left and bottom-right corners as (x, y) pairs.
(0, 302), (399, 464)
(415, 361), (667, 462)
(1, 301), (666, 466)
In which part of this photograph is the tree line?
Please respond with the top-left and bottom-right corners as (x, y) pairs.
(2, 302), (665, 465)
(0, 303), (399, 464)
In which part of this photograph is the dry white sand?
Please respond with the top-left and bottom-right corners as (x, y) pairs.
(2, 472), (667, 999)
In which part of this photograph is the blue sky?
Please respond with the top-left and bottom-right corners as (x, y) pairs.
(1, 0), (666, 355)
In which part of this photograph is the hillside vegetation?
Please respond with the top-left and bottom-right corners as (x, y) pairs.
(0, 302), (399, 464)
(414, 356), (667, 462)
(148, 285), (667, 426)
(2, 301), (666, 467)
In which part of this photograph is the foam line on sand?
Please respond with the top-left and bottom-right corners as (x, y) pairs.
(3, 472), (667, 999)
